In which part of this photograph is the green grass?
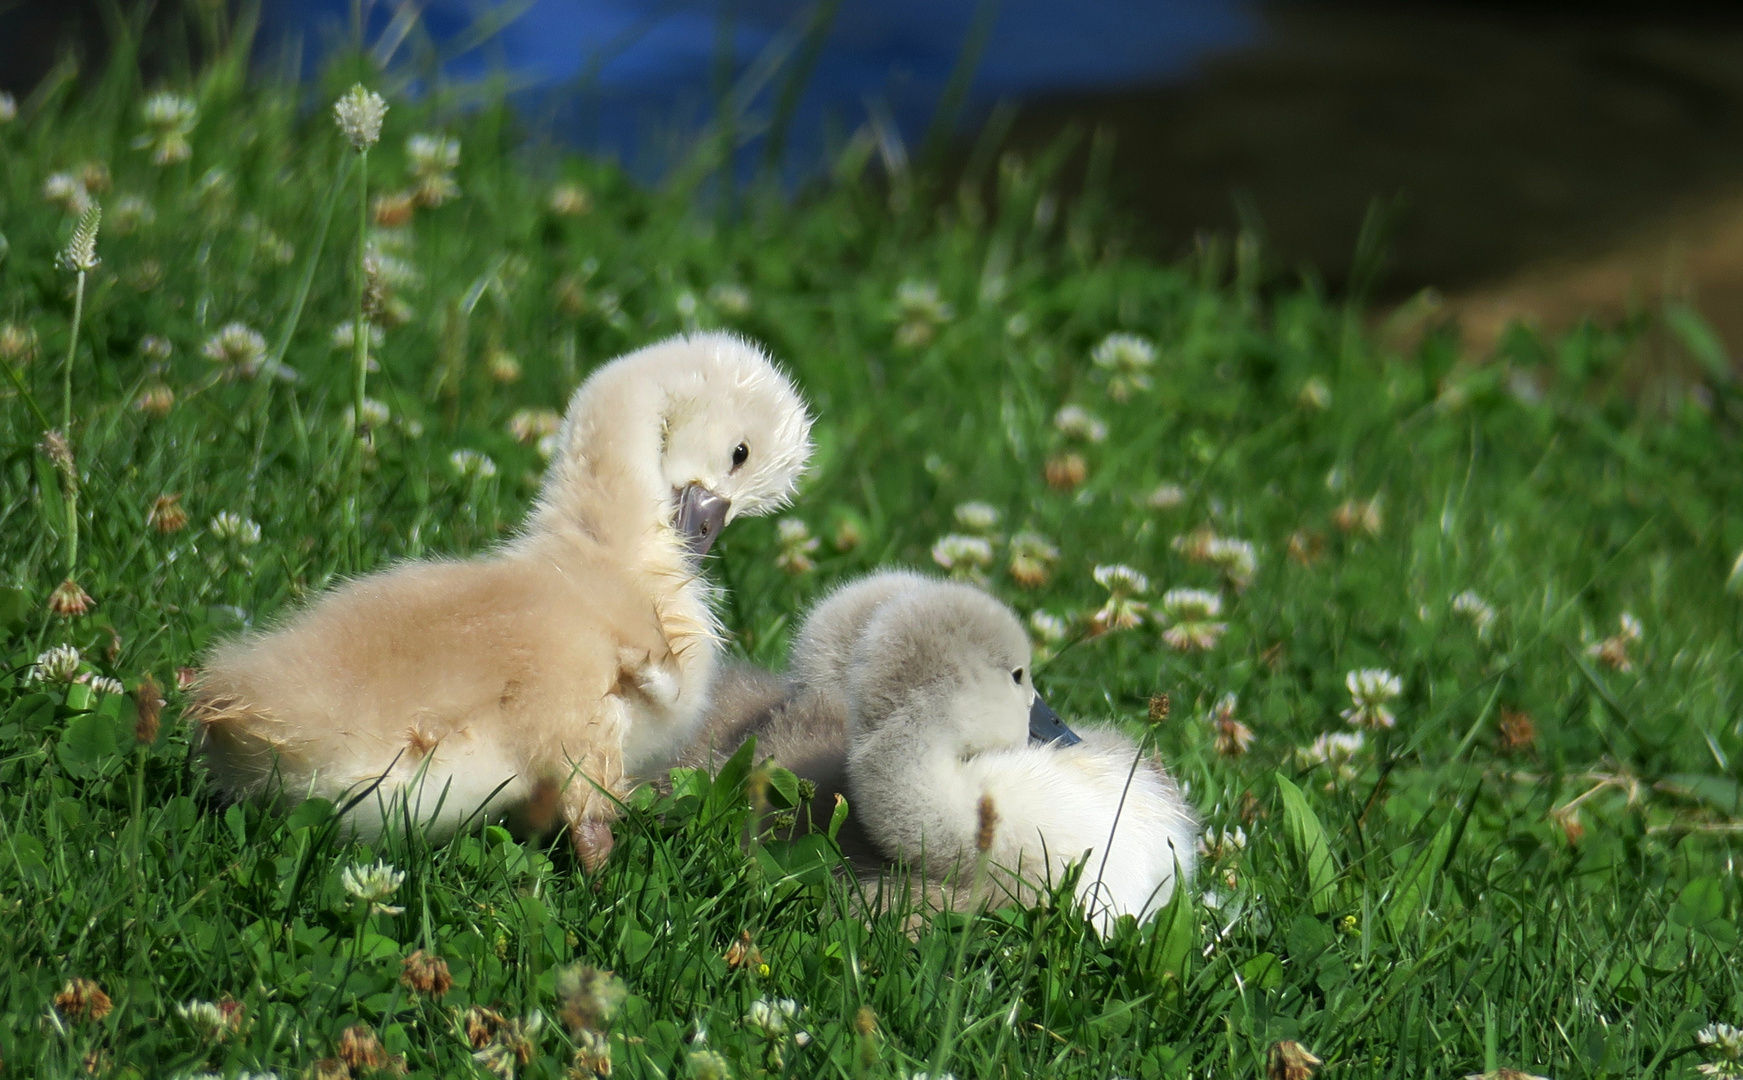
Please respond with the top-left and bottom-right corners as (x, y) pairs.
(3, 20), (1743, 1080)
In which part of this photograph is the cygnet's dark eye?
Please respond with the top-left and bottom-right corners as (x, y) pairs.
(1012, 667), (1025, 685)
(731, 442), (749, 470)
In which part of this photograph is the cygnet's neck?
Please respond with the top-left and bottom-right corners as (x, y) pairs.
(850, 710), (988, 858)
(513, 370), (720, 661)
(521, 368), (682, 569)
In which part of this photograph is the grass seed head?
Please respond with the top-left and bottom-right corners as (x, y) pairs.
(333, 85), (388, 151)
(57, 203), (102, 273)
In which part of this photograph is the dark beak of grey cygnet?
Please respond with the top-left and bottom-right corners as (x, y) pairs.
(674, 482), (731, 556)
(1028, 695), (1083, 747)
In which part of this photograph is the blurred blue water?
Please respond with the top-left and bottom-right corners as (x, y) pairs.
(260, 0), (1254, 175)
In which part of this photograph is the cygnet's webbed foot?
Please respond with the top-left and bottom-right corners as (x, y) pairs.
(1028, 695), (1082, 746)
(572, 819), (615, 872)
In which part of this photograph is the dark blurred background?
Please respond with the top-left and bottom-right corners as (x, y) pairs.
(7, 0), (1743, 349)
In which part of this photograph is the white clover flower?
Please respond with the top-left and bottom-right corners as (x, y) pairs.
(744, 997), (801, 1039)
(536, 433), (559, 459)
(176, 1000), (229, 1040)
(508, 408), (562, 446)
(341, 860), (405, 915)
(1093, 564), (1149, 596)
(342, 398), (391, 430)
(1088, 565), (1150, 632)
(111, 193), (156, 234)
(407, 133), (459, 175)
(1198, 825), (1247, 859)
(330, 320), (385, 351)
(894, 280), (953, 347)
(1204, 536), (1257, 590)
(79, 674), (126, 696)
(0, 91), (15, 123)
(136, 92), (197, 165)
(1007, 530), (1059, 587)
(30, 644), (83, 684)
(1158, 587), (1225, 650)
(1298, 731), (1366, 779)
(708, 283), (751, 315)
(1698, 1022), (1743, 1078)
(1090, 332), (1156, 399)
(953, 501), (1001, 532)
(333, 85), (388, 151)
(1160, 587), (1220, 621)
(775, 518), (821, 574)
(1147, 483), (1186, 511)
(1210, 692), (1254, 757)
(1451, 590), (1496, 636)
(1053, 405), (1107, 443)
(1029, 610), (1069, 643)
(1342, 668), (1402, 730)
(449, 449), (497, 479)
(894, 280), (952, 324)
(202, 322), (268, 377)
(1587, 612), (1643, 672)
(932, 534), (994, 576)
(1333, 496), (1384, 537)
(42, 172), (93, 215)
(209, 511), (261, 546)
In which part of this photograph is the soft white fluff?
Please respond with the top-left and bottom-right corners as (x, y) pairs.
(823, 574), (1199, 932)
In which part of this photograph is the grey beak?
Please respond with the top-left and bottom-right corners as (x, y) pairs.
(1028, 695), (1082, 747)
(673, 482), (731, 556)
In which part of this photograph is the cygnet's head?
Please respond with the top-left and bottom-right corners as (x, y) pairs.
(540, 332), (813, 554)
(847, 582), (1080, 754)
